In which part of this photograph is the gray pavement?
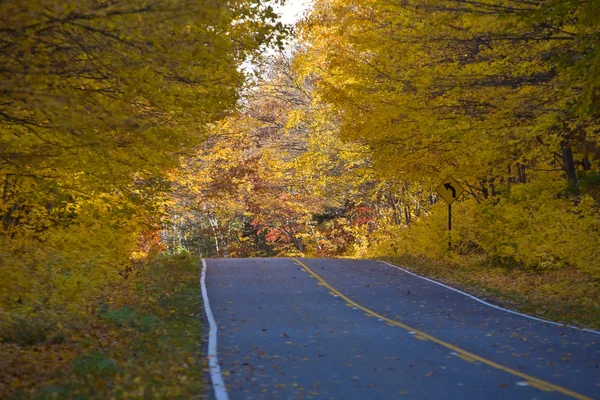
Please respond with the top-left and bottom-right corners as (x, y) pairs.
(203, 258), (600, 400)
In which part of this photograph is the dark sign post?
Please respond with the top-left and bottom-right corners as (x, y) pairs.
(436, 177), (464, 251)
(448, 203), (452, 249)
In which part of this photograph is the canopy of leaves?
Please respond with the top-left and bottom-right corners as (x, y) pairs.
(298, 0), (600, 190)
(0, 0), (284, 347)
(166, 51), (378, 257)
(167, 0), (600, 282)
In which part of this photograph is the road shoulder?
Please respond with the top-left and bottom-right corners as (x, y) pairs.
(378, 254), (600, 331)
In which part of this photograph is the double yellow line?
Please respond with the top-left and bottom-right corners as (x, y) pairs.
(293, 258), (592, 400)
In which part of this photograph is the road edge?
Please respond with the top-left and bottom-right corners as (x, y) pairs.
(378, 260), (600, 335)
(201, 259), (229, 400)
(295, 258), (593, 400)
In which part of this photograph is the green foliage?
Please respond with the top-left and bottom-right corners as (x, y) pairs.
(3, 316), (54, 346)
(72, 351), (119, 382)
(100, 307), (138, 329)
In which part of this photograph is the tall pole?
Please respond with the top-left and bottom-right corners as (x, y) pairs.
(448, 204), (452, 251)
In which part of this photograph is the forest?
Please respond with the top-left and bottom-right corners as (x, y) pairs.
(1, 0), (600, 397)
(168, 0), (600, 272)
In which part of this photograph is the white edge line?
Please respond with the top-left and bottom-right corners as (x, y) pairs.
(378, 261), (600, 335)
(201, 259), (230, 400)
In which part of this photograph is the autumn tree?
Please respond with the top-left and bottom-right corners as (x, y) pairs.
(298, 0), (600, 272)
(299, 0), (599, 192)
(0, 0), (285, 338)
(166, 50), (379, 257)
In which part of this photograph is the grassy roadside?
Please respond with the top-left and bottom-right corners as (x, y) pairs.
(1, 253), (205, 399)
(378, 254), (600, 331)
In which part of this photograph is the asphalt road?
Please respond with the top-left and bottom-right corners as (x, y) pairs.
(203, 258), (599, 400)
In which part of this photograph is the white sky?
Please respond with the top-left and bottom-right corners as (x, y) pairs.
(241, 1), (311, 73)
(274, 0), (312, 25)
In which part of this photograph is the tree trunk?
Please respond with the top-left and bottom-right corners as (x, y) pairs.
(404, 206), (411, 225)
(517, 163), (527, 183)
(582, 154), (592, 171)
(561, 138), (578, 191)
(481, 179), (489, 199)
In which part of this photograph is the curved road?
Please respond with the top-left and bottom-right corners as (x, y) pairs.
(203, 258), (599, 399)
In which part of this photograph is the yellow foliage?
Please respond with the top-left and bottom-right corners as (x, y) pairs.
(367, 173), (600, 278)
(478, 176), (600, 276)
(0, 198), (142, 337)
(0, 0), (283, 342)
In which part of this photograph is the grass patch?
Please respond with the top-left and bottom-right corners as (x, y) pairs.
(378, 254), (600, 330)
(1, 253), (205, 399)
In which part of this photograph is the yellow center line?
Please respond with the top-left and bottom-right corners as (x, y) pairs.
(293, 258), (592, 400)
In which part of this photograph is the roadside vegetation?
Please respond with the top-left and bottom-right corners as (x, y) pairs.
(1, 253), (204, 399)
(0, 0), (283, 396)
